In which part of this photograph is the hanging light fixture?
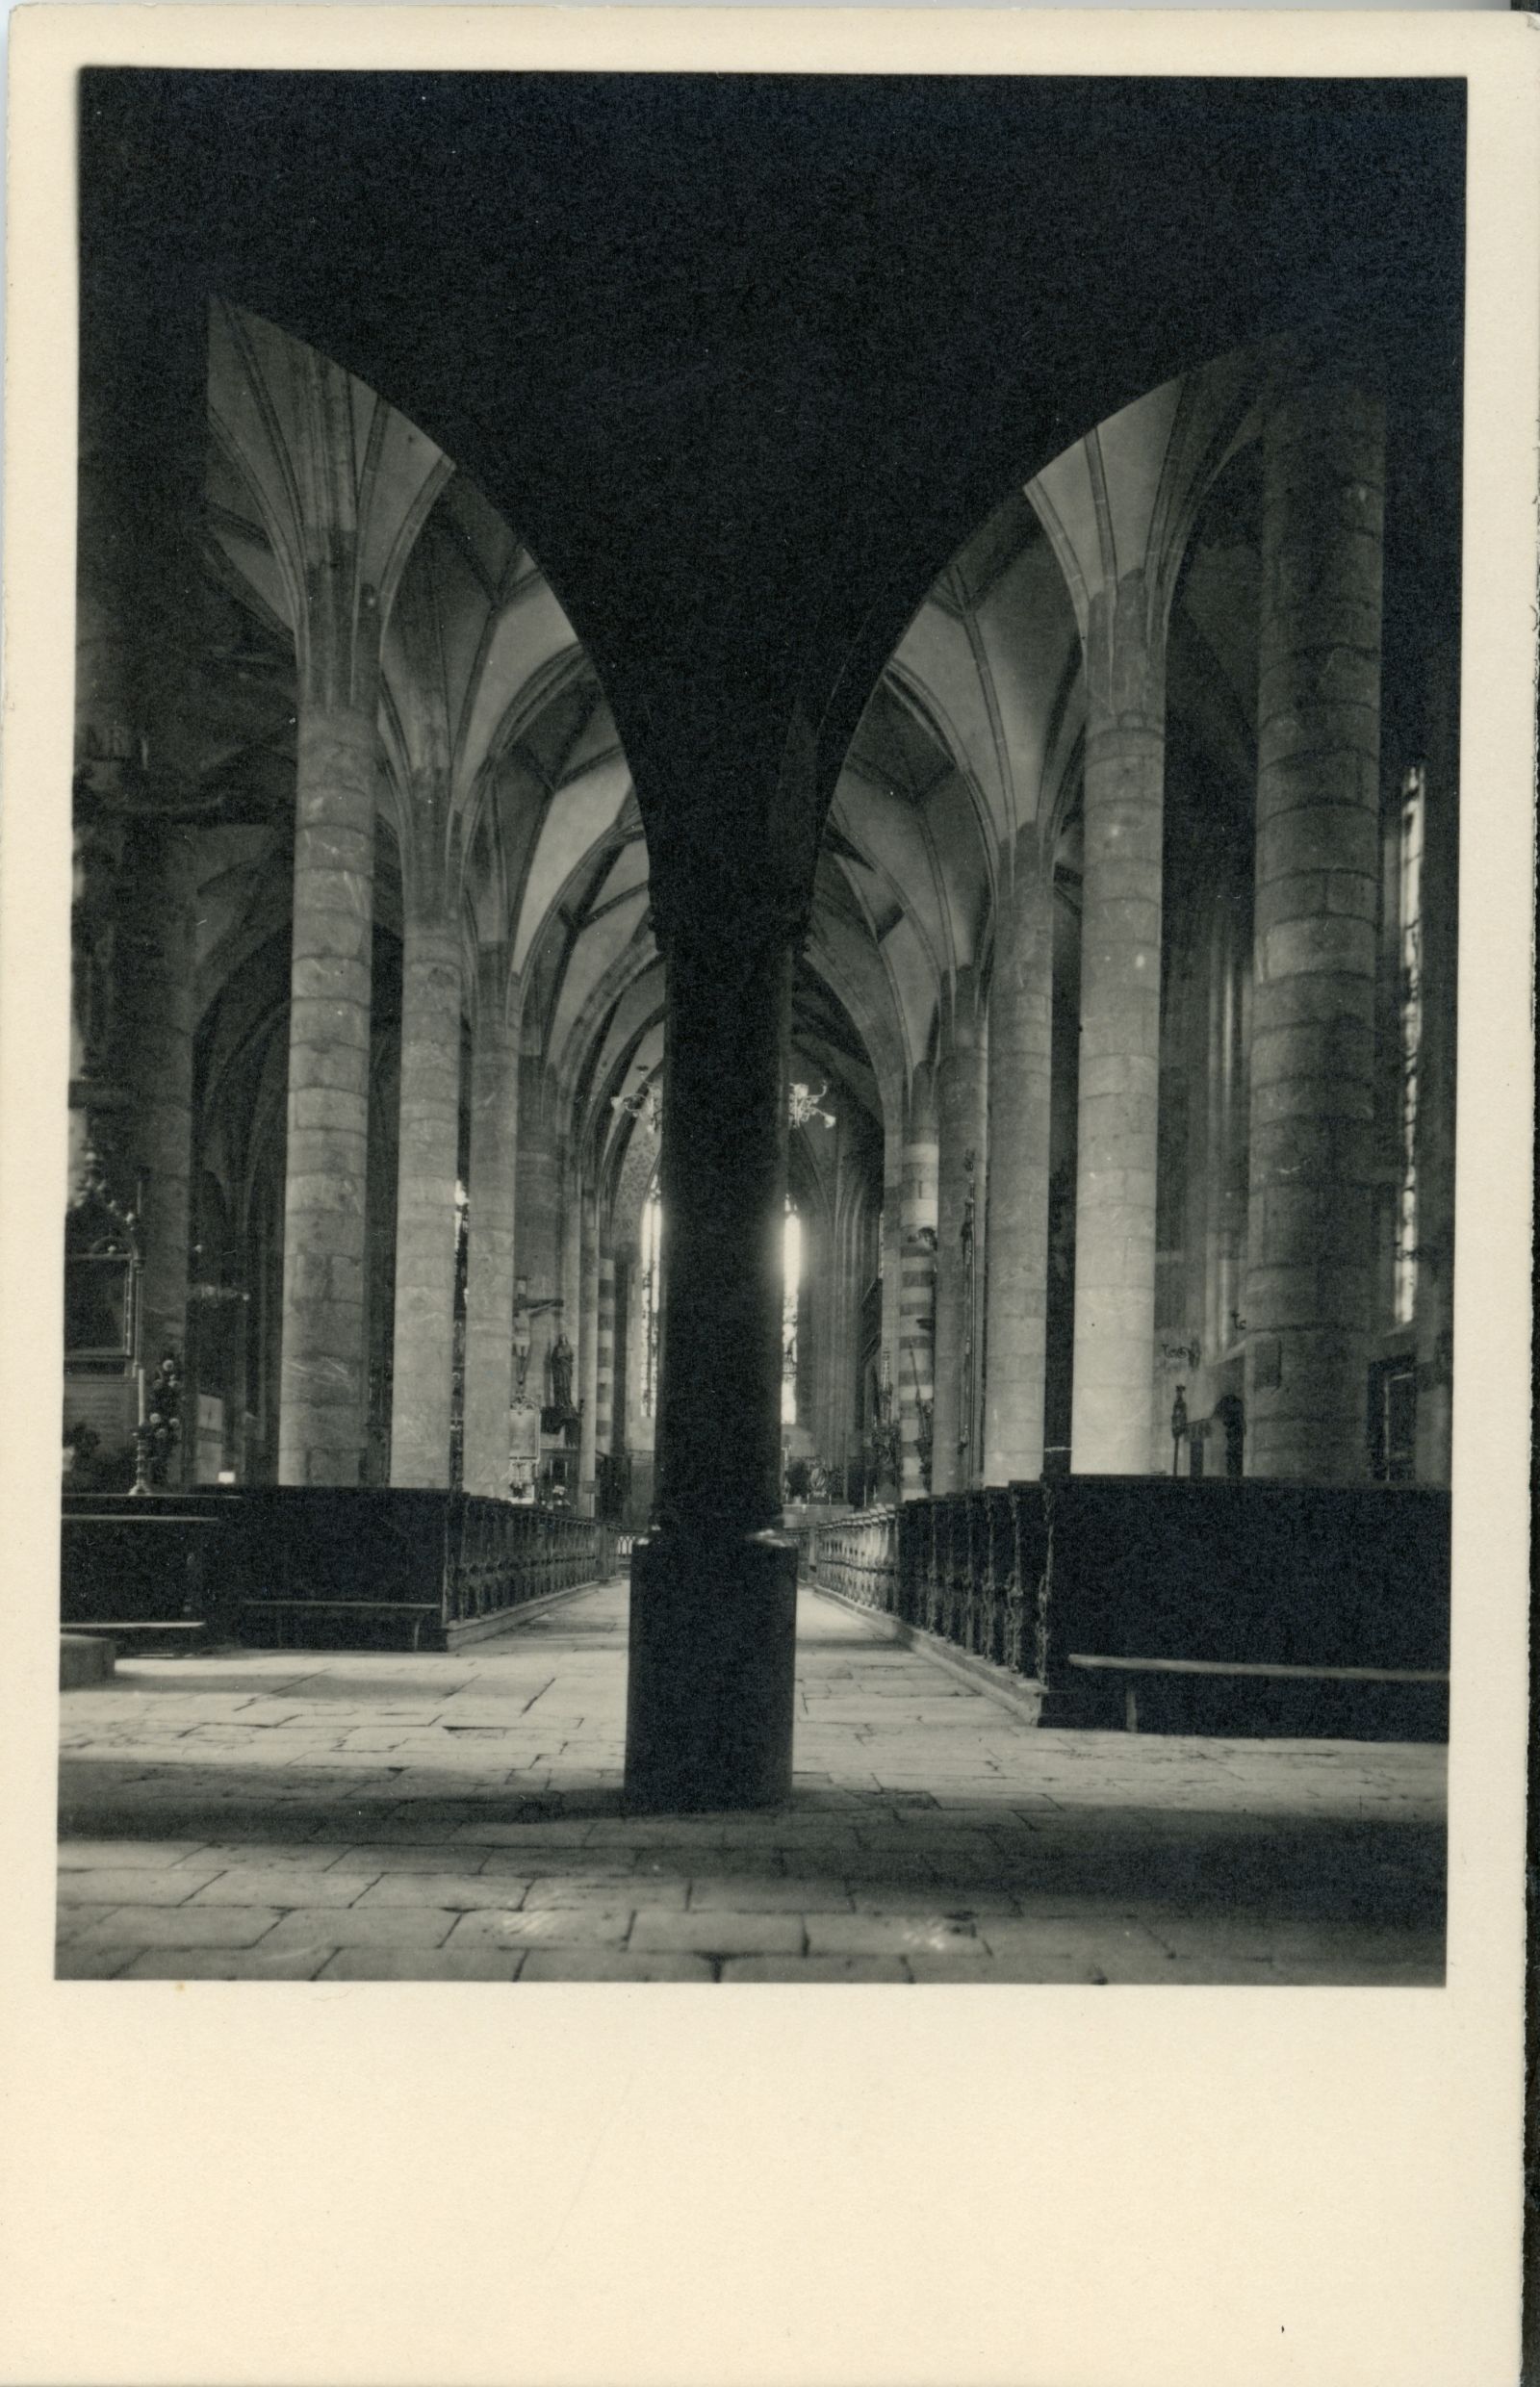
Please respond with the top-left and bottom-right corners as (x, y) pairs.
(788, 1080), (835, 1131)
(610, 1073), (661, 1133)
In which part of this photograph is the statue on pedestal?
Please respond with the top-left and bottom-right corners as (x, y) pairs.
(550, 1331), (575, 1418)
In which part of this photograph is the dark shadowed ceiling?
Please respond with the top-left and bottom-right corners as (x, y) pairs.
(81, 68), (1465, 866)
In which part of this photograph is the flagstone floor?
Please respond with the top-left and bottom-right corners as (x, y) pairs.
(56, 1577), (1446, 1984)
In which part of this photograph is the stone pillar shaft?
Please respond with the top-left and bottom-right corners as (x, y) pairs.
(389, 911), (461, 1487)
(114, 821), (197, 1376)
(653, 930), (789, 1533)
(517, 1055), (563, 1400)
(983, 853), (1054, 1482)
(626, 913), (798, 1811)
(1071, 575), (1164, 1475)
(277, 704), (378, 1485)
(880, 1142), (903, 1405)
(1245, 375), (1384, 1481)
(73, 273), (206, 1447)
(932, 1000), (985, 1495)
(1208, 915), (1249, 1359)
(578, 1185), (600, 1515)
(461, 978), (518, 1497)
(595, 1247), (616, 1456)
(898, 1070), (937, 1500)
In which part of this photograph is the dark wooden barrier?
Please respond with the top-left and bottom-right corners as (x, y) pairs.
(808, 1478), (1449, 1740)
(1032, 1476), (1449, 1737)
(61, 1490), (620, 1654)
(59, 1494), (228, 1652)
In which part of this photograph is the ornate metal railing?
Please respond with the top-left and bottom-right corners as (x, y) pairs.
(810, 1492), (1048, 1680)
(808, 1507), (900, 1617)
(443, 1501), (617, 1628)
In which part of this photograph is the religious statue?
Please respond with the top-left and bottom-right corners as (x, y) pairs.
(550, 1331), (575, 1417)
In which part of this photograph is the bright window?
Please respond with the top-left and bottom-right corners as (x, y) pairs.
(1394, 764), (1424, 1327)
(783, 1202), (801, 1425)
(641, 1181), (662, 1418)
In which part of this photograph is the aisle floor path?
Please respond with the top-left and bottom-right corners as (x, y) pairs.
(57, 1578), (1446, 1983)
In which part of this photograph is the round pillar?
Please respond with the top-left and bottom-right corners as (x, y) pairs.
(578, 1184), (600, 1515)
(595, 1245), (616, 1460)
(517, 1053), (562, 1404)
(625, 912), (798, 1812)
(461, 962), (518, 1497)
(983, 846), (1054, 1482)
(389, 909), (461, 1486)
(1070, 572), (1165, 1475)
(932, 990), (985, 1494)
(113, 820), (197, 1382)
(897, 1068), (938, 1500)
(278, 703), (379, 1485)
(880, 1138), (903, 1416)
(74, 271), (204, 1455)
(1245, 372), (1385, 1480)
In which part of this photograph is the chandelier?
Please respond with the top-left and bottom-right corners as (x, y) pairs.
(788, 1080), (835, 1131)
(610, 1076), (661, 1133)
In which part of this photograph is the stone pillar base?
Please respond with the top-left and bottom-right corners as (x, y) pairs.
(625, 1529), (799, 1811)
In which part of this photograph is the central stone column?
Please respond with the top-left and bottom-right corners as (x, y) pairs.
(625, 906), (799, 1811)
(389, 899), (462, 1486)
(1070, 574), (1166, 1475)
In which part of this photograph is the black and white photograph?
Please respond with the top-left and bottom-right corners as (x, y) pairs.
(3, 9), (1534, 2379)
(53, 59), (1471, 1985)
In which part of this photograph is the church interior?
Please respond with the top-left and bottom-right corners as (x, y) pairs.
(57, 68), (1460, 1981)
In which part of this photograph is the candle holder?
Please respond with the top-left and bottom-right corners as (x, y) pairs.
(128, 1420), (155, 1498)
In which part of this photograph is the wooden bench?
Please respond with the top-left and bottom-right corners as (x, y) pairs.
(1065, 1651), (1450, 1734)
(241, 1597), (442, 1653)
(64, 1620), (207, 1644)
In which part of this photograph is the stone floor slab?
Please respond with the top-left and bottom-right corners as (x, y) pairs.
(57, 1865), (227, 1907)
(187, 1868), (380, 1908)
(446, 1906), (633, 1949)
(629, 1910), (806, 1956)
(318, 1946), (528, 1981)
(722, 1956), (911, 1983)
(355, 1873), (524, 1911)
(259, 1907), (456, 1952)
(518, 1952), (716, 1982)
(58, 1839), (213, 1870)
(56, 1943), (151, 1978)
(118, 1944), (332, 1981)
(65, 1905), (287, 1950)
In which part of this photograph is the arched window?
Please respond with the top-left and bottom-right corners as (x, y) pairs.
(640, 1179), (663, 1419)
(783, 1199), (802, 1425)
